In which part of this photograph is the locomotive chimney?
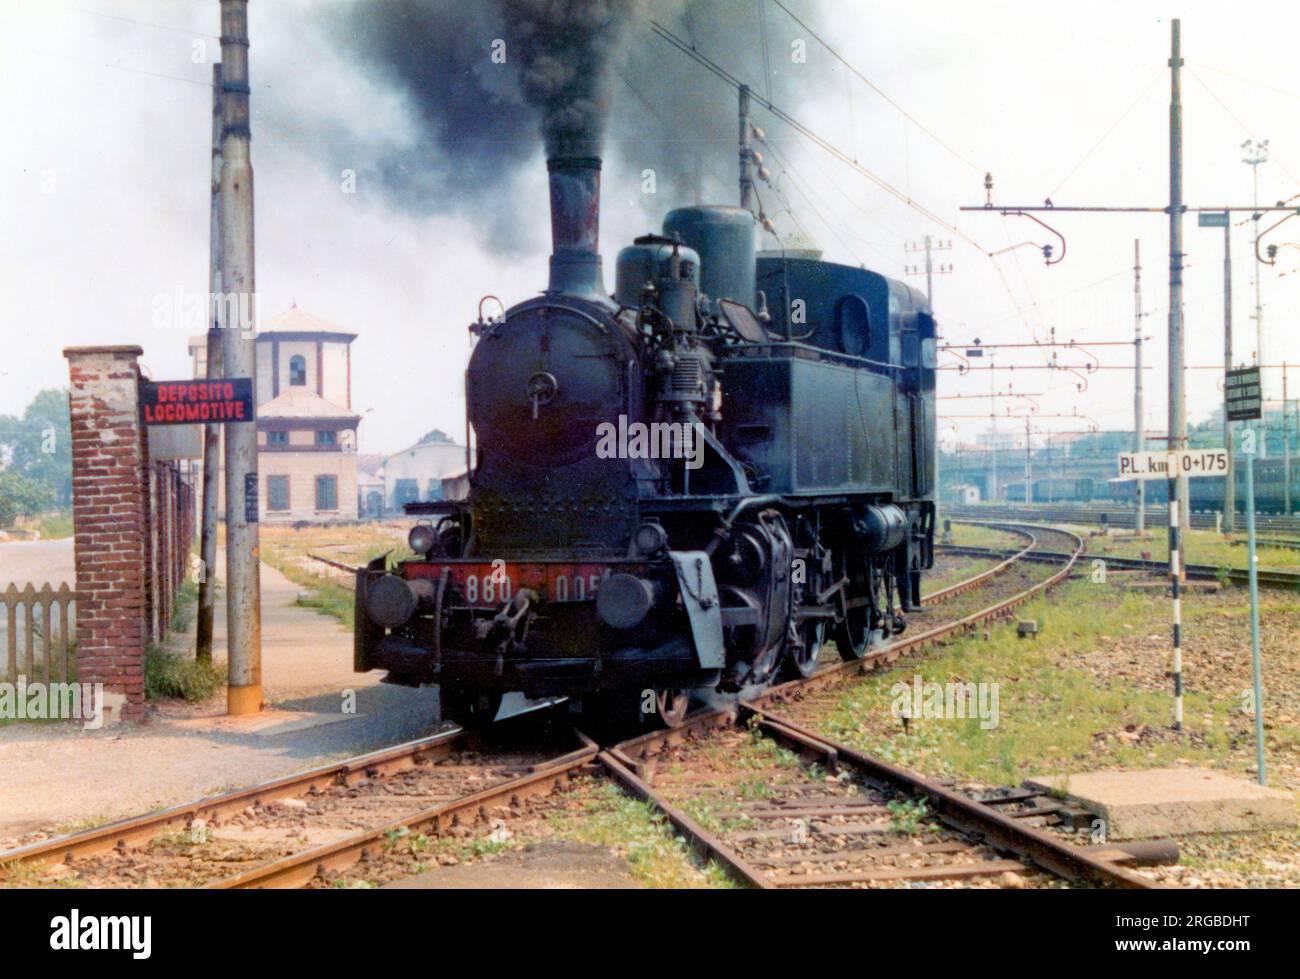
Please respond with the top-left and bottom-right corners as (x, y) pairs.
(546, 155), (606, 297)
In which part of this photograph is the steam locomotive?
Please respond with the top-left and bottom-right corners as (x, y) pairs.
(354, 153), (937, 727)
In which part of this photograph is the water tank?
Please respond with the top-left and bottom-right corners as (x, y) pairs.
(614, 240), (700, 308)
(663, 206), (756, 309)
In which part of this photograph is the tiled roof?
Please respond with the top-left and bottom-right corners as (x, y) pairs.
(259, 385), (359, 421)
(257, 306), (356, 340)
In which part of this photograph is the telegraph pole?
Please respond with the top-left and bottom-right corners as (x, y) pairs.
(1198, 209), (1237, 531)
(925, 235), (933, 299)
(197, 63), (223, 664)
(989, 361), (998, 501)
(1168, 17), (1185, 730)
(905, 237), (952, 305)
(1024, 417), (1032, 504)
(219, 0), (262, 715)
(1133, 239), (1145, 532)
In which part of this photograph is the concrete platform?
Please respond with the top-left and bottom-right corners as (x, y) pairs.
(1026, 769), (1297, 840)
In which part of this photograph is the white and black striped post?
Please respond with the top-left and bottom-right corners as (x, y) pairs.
(1168, 467), (1182, 731)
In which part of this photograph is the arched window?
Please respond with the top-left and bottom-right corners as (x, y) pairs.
(289, 354), (306, 386)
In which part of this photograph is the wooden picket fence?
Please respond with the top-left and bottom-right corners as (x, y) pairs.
(1, 583), (77, 683)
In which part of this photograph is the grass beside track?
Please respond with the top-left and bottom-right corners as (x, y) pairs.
(258, 523), (416, 628)
(806, 578), (1300, 788)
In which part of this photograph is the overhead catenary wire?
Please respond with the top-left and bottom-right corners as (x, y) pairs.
(2, 39), (213, 88)
(34, 0), (220, 39)
(1045, 73), (1162, 200)
(1187, 67), (1300, 190)
(648, 20), (992, 255)
(769, 0), (984, 174)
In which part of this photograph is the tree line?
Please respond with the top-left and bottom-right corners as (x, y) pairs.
(0, 389), (72, 528)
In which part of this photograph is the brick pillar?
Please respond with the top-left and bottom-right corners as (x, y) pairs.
(63, 346), (148, 723)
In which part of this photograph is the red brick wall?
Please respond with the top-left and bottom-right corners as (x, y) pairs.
(64, 348), (201, 724)
(64, 346), (148, 721)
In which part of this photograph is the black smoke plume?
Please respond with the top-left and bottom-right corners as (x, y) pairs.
(328, 0), (828, 240)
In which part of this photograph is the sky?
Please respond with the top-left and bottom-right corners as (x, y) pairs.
(3, 0), (1299, 456)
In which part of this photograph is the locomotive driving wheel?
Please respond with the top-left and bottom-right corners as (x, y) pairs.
(834, 552), (884, 661)
(784, 523), (829, 679)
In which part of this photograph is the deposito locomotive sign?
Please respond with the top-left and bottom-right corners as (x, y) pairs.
(140, 378), (254, 425)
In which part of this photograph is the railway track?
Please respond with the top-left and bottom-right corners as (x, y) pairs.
(941, 541), (1300, 590)
(3, 521), (1134, 889)
(599, 521), (1171, 889)
(0, 707), (596, 888)
(601, 709), (1168, 889)
(946, 504), (1300, 536)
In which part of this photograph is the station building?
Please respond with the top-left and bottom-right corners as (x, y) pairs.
(189, 305), (361, 522)
(376, 430), (467, 513)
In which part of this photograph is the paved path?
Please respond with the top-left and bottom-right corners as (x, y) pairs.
(203, 553), (383, 706)
(0, 539), (74, 589)
(0, 539), (75, 680)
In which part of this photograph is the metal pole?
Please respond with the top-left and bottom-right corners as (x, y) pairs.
(1223, 221), (1236, 532)
(1024, 417), (1031, 505)
(1279, 366), (1292, 505)
(219, 0), (262, 715)
(1253, 162), (1263, 383)
(989, 361), (997, 501)
(1134, 239), (1145, 532)
(739, 84), (753, 211)
(1169, 19), (1189, 570)
(197, 62), (223, 664)
(1168, 19), (1184, 730)
(1243, 428), (1266, 784)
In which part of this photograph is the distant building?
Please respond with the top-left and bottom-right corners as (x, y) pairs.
(189, 305), (360, 522)
(440, 467), (471, 502)
(356, 453), (385, 518)
(378, 430), (467, 513)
